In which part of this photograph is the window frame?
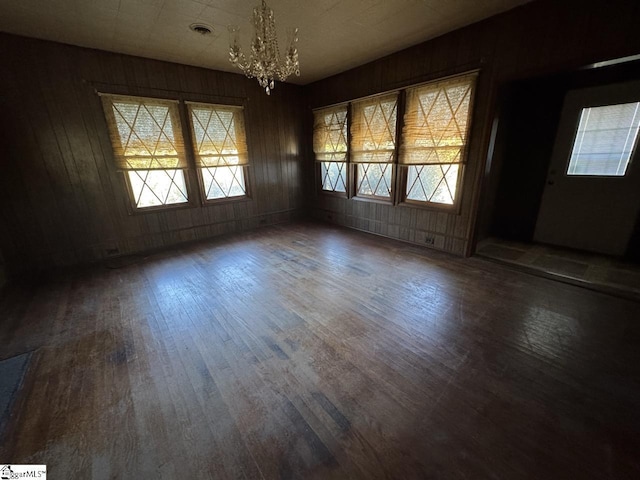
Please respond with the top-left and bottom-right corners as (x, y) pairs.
(313, 103), (351, 199)
(312, 71), (478, 212)
(350, 91), (401, 204)
(546, 81), (640, 183)
(99, 92), (198, 214)
(352, 162), (396, 203)
(99, 90), (254, 214)
(396, 73), (477, 212)
(316, 161), (349, 198)
(396, 163), (465, 213)
(121, 168), (195, 214)
(185, 101), (252, 205)
(565, 102), (640, 178)
(195, 164), (253, 205)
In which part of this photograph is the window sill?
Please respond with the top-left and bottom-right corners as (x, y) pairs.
(352, 195), (393, 205)
(202, 195), (252, 206)
(128, 202), (194, 215)
(319, 189), (348, 199)
(398, 199), (461, 214)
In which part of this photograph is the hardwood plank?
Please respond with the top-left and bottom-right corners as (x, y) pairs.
(1, 222), (639, 479)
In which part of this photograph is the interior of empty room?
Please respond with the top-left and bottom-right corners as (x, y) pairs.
(0, 0), (639, 478)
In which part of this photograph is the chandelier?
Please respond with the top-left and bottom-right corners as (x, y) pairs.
(228, 0), (300, 95)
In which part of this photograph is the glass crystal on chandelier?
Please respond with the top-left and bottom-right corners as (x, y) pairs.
(228, 0), (300, 95)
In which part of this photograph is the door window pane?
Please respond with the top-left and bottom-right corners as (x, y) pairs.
(568, 102), (640, 176)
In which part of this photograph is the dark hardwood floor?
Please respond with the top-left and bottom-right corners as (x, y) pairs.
(0, 222), (639, 479)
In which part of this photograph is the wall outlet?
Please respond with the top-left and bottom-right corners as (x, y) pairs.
(425, 236), (435, 245)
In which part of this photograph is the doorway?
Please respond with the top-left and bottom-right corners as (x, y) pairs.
(476, 58), (640, 298)
(534, 81), (640, 256)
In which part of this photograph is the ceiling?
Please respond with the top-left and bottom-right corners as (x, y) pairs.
(0, 0), (531, 84)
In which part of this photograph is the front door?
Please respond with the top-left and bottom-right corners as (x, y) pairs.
(534, 81), (640, 256)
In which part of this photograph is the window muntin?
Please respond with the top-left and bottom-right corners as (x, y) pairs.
(187, 102), (249, 200)
(356, 163), (392, 198)
(101, 94), (189, 209)
(567, 102), (640, 176)
(399, 73), (476, 205)
(406, 164), (459, 204)
(313, 105), (348, 193)
(311, 72), (478, 207)
(351, 93), (398, 198)
(128, 169), (188, 208)
(201, 165), (246, 199)
(320, 161), (347, 192)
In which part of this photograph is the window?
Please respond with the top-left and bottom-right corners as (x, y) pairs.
(351, 93), (398, 199)
(313, 105), (348, 193)
(100, 94), (189, 210)
(311, 71), (478, 207)
(567, 102), (640, 176)
(187, 102), (249, 200)
(399, 73), (476, 206)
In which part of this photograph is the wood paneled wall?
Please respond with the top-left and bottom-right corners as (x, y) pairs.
(0, 248), (6, 291)
(304, 0), (640, 256)
(0, 33), (306, 276)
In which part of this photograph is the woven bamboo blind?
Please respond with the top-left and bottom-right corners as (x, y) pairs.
(350, 93), (399, 163)
(399, 73), (476, 165)
(187, 102), (248, 168)
(313, 105), (348, 162)
(100, 94), (187, 170)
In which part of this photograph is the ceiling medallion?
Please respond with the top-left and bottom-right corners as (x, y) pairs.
(228, 0), (300, 95)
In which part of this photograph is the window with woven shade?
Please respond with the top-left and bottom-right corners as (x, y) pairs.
(351, 93), (399, 198)
(399, 73), (476, 206)
(313, 105), (348, 193)
(100, 94), (189, 210)
(187, 102), (249, 201)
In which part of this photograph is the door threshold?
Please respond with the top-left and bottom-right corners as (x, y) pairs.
(475, 238), (640, 302)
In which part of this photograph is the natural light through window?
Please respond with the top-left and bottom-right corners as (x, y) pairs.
(187, 102), (249, 200)
(406, 164), (459, 203)
(201, 165), (246, 199)
(320, 161), (347, 192)
(313, 105), (348, 193)
(100, 94), (189, 210)
(356, 163), (392, 197)
(351, 93), (398, 198)
(128, 169), (188, 208)
(567, 102), (640, 176)
(400, 73), (476, 205)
